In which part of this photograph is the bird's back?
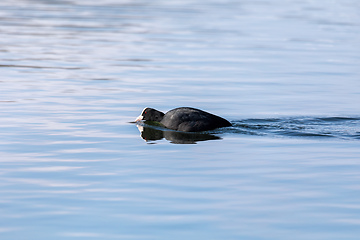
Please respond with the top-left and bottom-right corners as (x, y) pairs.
(161, 107), (231, 132)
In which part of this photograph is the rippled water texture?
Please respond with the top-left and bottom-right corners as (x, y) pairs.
(1, 0), (360, 239)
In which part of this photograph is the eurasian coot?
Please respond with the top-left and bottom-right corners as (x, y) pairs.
(135, 107), (232, 132)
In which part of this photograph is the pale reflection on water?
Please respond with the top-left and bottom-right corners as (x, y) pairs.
(1, 0), (360, 239)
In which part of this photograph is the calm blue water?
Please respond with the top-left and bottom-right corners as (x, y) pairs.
(1, 0), (360, 239)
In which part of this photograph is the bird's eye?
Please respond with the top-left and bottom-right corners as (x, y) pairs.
(144, 111), (147, 114)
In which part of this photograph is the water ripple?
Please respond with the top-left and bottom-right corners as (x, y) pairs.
(230, 116), (360, 140)
(0, 64), (84, 70)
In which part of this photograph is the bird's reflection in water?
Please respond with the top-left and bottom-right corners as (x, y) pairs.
(136, 124), (221, 144)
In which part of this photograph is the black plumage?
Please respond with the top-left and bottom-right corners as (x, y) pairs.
(135, 107), (231, 132)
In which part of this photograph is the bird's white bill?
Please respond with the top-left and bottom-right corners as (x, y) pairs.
(135, 115), (143, 122)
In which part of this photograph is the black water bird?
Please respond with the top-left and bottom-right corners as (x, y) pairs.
(135, 107), (231, 132)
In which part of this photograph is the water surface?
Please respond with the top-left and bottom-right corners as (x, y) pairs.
(1, 0), (360, 239)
